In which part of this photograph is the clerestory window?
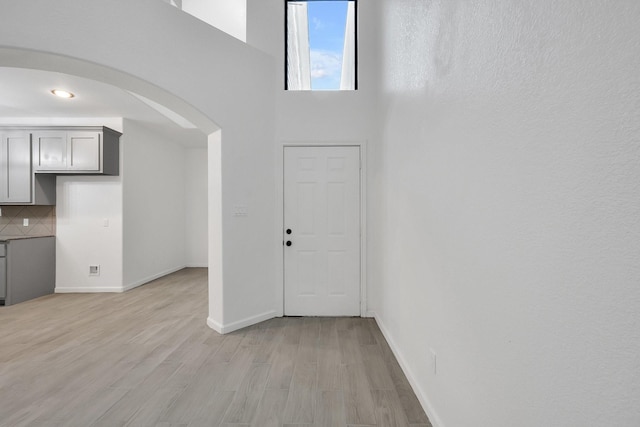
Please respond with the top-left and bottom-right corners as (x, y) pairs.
(286, 0), (357, 91)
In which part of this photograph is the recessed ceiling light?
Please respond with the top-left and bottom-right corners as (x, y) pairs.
(51, 89), (75, 99)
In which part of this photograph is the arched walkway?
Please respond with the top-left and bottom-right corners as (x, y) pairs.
(0, 0), (278, 333)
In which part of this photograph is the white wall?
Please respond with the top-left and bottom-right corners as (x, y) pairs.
(208, 130), (224, 329)
(56, 177), (124, 292)
(182, 0), (246, 42)
(185, 147), (208, 267)
(54, 119), (124, 292)
(370, 1), (640, 426)
(122, 119), (187, 288)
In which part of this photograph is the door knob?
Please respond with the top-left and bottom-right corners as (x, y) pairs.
(286, 241), (292, 246)
(286, 229), (292, 234)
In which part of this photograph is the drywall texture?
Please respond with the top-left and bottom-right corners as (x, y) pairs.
(370, 1), (640, 426)
(122, 119), (187, 288)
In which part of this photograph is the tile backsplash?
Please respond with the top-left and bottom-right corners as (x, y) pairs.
(0, 206), (56, 237)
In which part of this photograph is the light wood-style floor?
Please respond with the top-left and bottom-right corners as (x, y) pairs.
(0, 268), (431, 427)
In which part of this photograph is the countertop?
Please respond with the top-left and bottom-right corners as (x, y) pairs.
(0, 235), (55, 242)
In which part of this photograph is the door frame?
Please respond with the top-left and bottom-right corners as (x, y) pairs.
(275, 140), (368, 317)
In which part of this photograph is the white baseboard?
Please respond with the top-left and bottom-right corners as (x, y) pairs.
(372, 311), (444, 427)
(207, 316), (224, 334)
(207, 310), (278, 334)
(123, 265), (186, 292)
(56, 265), (187, 294)
(56, 286), (124, 293)
(185, 263), (207, 268)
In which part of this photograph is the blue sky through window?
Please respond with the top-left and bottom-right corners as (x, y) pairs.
(307, 1), (349, 90)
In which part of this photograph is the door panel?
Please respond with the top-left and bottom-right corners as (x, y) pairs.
(33, 131), (67, 170)
(68, 132), (100, 170)
(284, 146), (360, 316)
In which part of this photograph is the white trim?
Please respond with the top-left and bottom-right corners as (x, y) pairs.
(186, 263), (208, 268)
(360, 142), (368, 316)
(276, 140), (368, 317)
(372, 312), (444, 427)
(122, 265), (186, 291)
(207, 316), (224, 334)
(275, 143), (285, 316)
(55, 265), (187, 294)
(208, 310), (279, 335)
(56, 286), (125, 293)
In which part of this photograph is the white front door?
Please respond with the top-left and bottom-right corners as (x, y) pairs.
(284, 146), (361, 316)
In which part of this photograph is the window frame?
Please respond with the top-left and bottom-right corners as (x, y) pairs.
(284, 0), (358, 91)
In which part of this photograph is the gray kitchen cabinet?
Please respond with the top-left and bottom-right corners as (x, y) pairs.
(0, 131), (55, 205)
(0, 236), (55, 306)
(31, 131), (66, 171)
(0, 131), (31, 203)
(33, 126), (120, 175)
(0, 242), (6, 300)
(68, 131), (101, 171)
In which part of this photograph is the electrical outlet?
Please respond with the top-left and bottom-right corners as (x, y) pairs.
(430, 349), (437, 375)
(89, 265), (100, 276)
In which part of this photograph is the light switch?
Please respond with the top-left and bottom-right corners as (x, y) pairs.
(103, 218), (109, 227)
(23, 218), (29, 227)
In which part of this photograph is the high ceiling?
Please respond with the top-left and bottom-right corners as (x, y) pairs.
(0, 67), (207, 147)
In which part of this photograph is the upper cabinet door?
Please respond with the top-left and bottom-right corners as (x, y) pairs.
(33, 131), (67, 171)
(0, 132), (32, 203)
(30, 127), (119, 175)
(68, 132), (100, 171)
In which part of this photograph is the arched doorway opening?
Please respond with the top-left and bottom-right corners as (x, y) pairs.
(0, 0), (278, 333)
(0, 49), (224, 330)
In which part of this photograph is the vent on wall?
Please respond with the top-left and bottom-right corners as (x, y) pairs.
(89, 265), (100, 276)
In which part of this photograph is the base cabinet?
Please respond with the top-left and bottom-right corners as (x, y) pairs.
(0, 243), (6, 300)
(0, 237), (55, 306)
